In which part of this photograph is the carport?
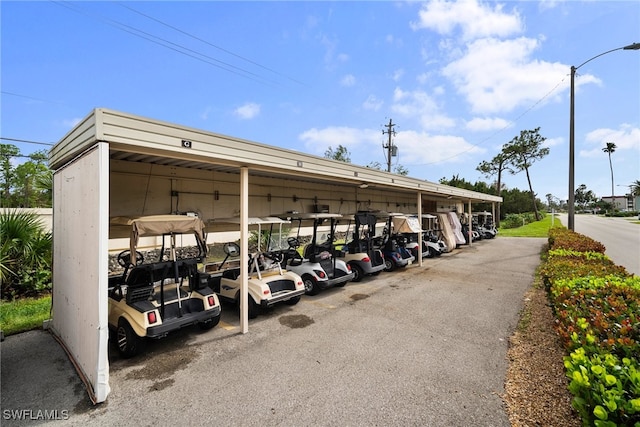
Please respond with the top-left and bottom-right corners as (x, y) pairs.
(48, 108), (501, 403)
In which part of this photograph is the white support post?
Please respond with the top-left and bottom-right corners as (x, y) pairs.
(417, 192), (423, 266)
(240, 167), (249, 334)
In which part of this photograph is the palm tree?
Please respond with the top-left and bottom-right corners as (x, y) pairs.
(630, 180), (640, 196)
(602, 142), (617, 196)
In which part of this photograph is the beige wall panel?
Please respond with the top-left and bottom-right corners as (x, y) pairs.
(51, 143), (110, 403)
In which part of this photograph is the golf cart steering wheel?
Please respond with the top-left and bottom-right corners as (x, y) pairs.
(117, 250), (144, 268)
(287, 237), (300, 249)
(264, 251), (283, 264)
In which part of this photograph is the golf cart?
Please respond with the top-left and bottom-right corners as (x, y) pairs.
(372, 212), (415, 272)
(333, 212), (386, 282)
(473, 211), (497, 239)
(278, 213), (354, 295)
(108, 215), (221, 358)
(392, 215), (442, 259)
(205, 217), (305, 319)
(421, 214), (448, 254)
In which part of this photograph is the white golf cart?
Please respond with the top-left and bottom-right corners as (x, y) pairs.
(472, 211), (497, 239)
(279, 213), (354, 295)
(108, 215), (221, 358)
(205, 217), (305, 319)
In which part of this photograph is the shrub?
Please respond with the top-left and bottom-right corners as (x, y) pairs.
(0, 210), (52, 300)
(543, 228), (640, 427)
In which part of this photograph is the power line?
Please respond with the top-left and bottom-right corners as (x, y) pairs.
(51, 1), (284, 87)
(1, 137), (55, 147)
(117, 2), (305, 86)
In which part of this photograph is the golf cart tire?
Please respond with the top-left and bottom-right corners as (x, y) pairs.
(198, 314), (221, 331)
(384, 258), (396, 272)
(117, 318), (143, 358)
(350, 264), (364, 282)
(284, 295), (301, 305)
(303, 275), (321, 296)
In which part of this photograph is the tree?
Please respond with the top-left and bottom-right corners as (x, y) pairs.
(602, 142), (616, 197)
(574, 184), (596, 211)
(477, 152), (509, 226)
(0, 145), (52, 208)
(324, 145), (351, 163)
(503, 128), (549, 221)
(367, 161), (409, 176)
(630, 180), (640, 197)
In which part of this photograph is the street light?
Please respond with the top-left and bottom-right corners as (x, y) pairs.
(568, 42), (640, 231)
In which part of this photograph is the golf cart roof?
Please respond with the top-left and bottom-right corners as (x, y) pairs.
(110, 215), (206, 238)
(392, 215), (423, 233)
(279, 212), (342, 220)
(110, 214), (207, 254)
(422, 214), (438, 219)
(214, 216), (290, 225)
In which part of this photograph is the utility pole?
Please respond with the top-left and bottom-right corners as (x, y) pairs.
(382, 119), (397, 172)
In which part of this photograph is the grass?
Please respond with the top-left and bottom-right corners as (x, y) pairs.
(498, 214), (565, 237)
(0, 294), (52, 336)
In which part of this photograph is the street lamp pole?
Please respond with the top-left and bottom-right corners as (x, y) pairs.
(568, 42), (640, 231)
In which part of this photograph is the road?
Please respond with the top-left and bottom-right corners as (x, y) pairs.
(556, 213), (640, 276)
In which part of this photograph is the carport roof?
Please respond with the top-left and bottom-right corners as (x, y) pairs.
(49, 108), (501, 204)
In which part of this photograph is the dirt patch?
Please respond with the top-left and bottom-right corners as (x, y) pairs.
(125, 346), (199, 382)
(279, 314), (315, 329)
(149, 378), (175, 392)
(503, 284), (581, 427)
(350, 293), (369, 301)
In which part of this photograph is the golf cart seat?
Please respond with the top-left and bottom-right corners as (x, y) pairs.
(124, 265), (156, 308)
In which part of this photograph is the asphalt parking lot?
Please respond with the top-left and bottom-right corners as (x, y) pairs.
(1, 236), (546, 426)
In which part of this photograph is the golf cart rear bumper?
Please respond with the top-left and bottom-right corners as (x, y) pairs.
(261, 289), (306, 307)
(146, 306), (221, 339)
(362, 262), (386, 274)
(320, 272), (355, 288)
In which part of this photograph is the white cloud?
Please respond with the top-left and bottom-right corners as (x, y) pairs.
(544, 136), (564, 148)
(200, 106), (212, 120)
(62, 118), (82, 128)
(362, 95), (383, 111)
(234, 103), (261, 119)
(341, 74), (356, 87)
(442, 37), (568, 114)
(411, 0), (523, 41)
(299, 127), (380, 156)
(392, 69), (405, 82)
(396, 130), (485, 165)
(465, 117), (512, 132)
(391, 87), (456, 130)
(580, 124), (640, 157)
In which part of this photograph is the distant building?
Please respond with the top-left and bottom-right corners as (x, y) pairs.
(601, 195), (634, 211)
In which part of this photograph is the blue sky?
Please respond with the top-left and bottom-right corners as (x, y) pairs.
(2, 1), (639, 203)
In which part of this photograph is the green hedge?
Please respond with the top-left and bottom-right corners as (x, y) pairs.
(544, 228), (639, 426)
